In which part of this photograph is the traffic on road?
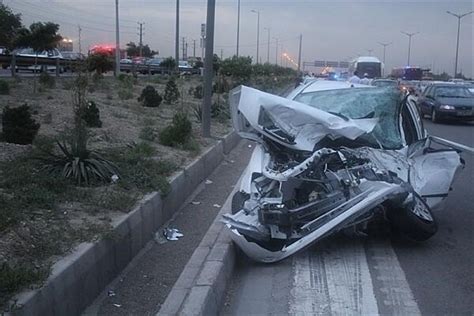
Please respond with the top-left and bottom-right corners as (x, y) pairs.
(0, 0), (472, 315)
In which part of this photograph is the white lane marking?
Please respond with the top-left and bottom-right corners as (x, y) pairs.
(290, 239), (378, 315)
(366, 239), (421, 315)
(290, 237), (421, 316)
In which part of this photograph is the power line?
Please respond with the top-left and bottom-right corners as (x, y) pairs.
(10, 6), (136, 35)
(14, 0), (137, 30)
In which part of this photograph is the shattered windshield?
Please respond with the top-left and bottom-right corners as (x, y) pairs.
(293, 88), (403, 149)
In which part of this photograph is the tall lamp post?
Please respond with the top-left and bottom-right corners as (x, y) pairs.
(446, 10), (473, 78)
(175, 0), (180, 72)
(377, 41), (392, 76)
(250, 9), (260, 64)
(236, 0), (240, 56)
(264, 27), (270, 63)
(401, 31), (419, 66)
(114, 0), (120, 76)
(273, 37), (278, 65)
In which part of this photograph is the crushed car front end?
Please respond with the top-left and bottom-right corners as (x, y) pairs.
(223, 85), (463, 263)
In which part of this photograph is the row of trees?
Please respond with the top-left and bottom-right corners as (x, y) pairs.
(1, 4), (61, 53)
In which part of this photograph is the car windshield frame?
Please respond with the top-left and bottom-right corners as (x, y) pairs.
(434, 86), (473, 98)
(293, 87), (404, 149)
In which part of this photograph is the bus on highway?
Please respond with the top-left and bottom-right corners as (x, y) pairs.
(348, 56), (382, 79)
(390, 66), (423, 81)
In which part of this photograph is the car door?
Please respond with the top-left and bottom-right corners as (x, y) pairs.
(418, 86), (432, 115)
(403, 100), (463, 208)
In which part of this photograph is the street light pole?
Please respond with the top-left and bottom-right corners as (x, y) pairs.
(251, 10), (260, 64)
(202, 0), (216, 138)
(114, 0), (120, 76)
(377, 42), (392, 77)
(366, 49), (373, 56)
(297, 34), (302, 72)
(175, 0), (180, 72)
(446, 10), (473, 78)
(273, 37), (278, 65)
(264, 27), (270, 63)
(236, 0), (240, 57)
(401, 31), (419, 66)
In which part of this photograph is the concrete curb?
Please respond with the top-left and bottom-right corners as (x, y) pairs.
(11, 131), (241, 316)
(158, 180), (239, 316)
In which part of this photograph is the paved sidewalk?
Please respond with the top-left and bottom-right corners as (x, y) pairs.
(83, 140), (252, 316)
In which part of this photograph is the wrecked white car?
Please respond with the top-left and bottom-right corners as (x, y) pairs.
(223, 81), (470, 263)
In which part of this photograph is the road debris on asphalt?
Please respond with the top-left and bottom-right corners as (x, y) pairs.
(205, 179), (213, 185)
(113, 304), (122, 308)
(213, 204), (222, 208)
(191, 201), (202, 205)
(107, 290), (116, 297)
(163, 228), (184, 241)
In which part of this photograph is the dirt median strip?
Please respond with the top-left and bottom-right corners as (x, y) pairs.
(158, 178), (240, 316)
(10, 131), (240, 316)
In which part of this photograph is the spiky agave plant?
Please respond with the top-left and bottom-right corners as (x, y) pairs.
(39, 68), (119, 185)
(41, 141), (119, 186)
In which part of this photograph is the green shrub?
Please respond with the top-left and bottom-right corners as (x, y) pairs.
(0, 79), (10, 95)
(163, 78), (180, 104)
(220, 56), (252, 83)
(159, 112), (192, 147)
(2, 104), (40, 145)
(86, 53), (113, 74)
(82, 101), (102, 128)
(159, 57), (177, 70)
(117, 74), (134, 100)
(139, 126), (157, 141)
(39, 72), (55, 89)
(191, 85), (203, 99)
(138, 85), (162, 107)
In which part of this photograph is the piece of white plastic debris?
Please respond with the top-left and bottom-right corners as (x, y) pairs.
(191, 201), (201, 205)
(113, 304), (121, 308)
(163, 228), (184, 241)
(205, 179), (213, 185)
(213, 204), (221, 208)
(111, 174), (119, 183)
(248, 144), (252, 148)
(107, 290), (116, 297)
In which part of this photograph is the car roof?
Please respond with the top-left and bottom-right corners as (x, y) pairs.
(303, 80), (371, 93)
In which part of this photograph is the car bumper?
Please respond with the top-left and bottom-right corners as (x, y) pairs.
(437, 109), (474, 120)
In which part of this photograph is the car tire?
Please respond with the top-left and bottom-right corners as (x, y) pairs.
(388, 193), (438, 242)
(431, 108), (439, 123)
(231, 191), (249, 214)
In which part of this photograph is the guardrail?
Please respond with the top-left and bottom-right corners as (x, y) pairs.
(0, 55), (202, 76)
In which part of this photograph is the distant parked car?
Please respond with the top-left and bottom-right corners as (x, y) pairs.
(417, 83), (474, 123)
(15, 48), (64, 72)
(61, 52), (85, 60)
(371, 79), (398, 88)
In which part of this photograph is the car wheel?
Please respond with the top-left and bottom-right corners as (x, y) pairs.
(431, 108), (439, 123)
(231, 191), (249, 214)
(388, 193), (438, 242)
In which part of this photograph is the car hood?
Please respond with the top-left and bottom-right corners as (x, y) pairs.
(437, 97), (474, 107)
(229, 85), (379, 151)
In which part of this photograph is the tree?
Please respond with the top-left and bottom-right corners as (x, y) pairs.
(86, 53), (113, 74)
(14, 22), (62, 92)
(0, 4), (22, 49)
(126, 41), (157, 58)
(160, 57), (176, 71)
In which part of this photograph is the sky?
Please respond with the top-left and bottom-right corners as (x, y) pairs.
(4, 0), (473, 77)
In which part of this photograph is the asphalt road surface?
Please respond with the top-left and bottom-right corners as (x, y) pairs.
(222, 119), (474, 315)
